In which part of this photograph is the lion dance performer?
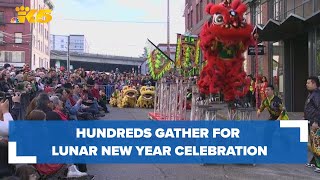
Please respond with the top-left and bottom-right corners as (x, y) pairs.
(198, 0), (254, 104)
(137, 86), (155, 108)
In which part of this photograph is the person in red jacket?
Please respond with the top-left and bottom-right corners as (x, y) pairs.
(90, 83), (109, 113)
(90, 83), (100, 100)
(50, 96), (68, 121)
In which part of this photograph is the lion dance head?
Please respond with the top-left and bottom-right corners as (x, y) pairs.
(137, 86), (155, 108)
(198, 0), (254, 102)
(117, 86), (139, 108)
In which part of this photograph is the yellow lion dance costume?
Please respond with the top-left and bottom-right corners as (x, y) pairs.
(109, 89), (120, 107)
(117, 86), (138, 108)
(137, 86), (155, 108)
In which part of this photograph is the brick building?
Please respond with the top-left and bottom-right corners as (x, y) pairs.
(0, 0), (53, 69)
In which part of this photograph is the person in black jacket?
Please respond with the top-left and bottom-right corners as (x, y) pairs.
(304, 76), (320, 173)
(0, 73), (10, 93)
(35, 93), (62, 121)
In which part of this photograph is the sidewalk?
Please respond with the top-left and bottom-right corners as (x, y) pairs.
(207, 103), (304, 120)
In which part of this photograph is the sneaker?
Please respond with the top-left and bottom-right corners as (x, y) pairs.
(314, 167), (320, 173)
(95, 113), (105, 118)
(87, 175), (95, 180)
(306, 163), (315, 168)
(67, 165), (88, 178)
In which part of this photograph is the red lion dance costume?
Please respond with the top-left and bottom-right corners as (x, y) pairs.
(198, 0), (254, 103)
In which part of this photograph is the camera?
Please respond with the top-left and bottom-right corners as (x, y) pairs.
(0, 91), (12, 101)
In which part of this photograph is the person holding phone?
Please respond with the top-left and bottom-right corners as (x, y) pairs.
(0, 100), (12, 138)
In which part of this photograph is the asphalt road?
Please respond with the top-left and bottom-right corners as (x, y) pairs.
(86, 107), (319, 180)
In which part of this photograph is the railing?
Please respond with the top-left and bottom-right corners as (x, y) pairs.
(251, 0), (317, 26)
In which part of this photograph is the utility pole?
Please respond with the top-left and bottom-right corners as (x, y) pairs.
(30, 22), (33, 69)
(67, 35), (70, 74)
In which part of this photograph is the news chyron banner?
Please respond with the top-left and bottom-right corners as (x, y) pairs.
(8, 121), (308, 164)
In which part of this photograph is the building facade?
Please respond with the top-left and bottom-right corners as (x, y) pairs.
(0, 0), (53, 69)
(0, 0), (30, 68)
(157, 43), (177, 60)
(50, 35), (68, 51)
(30, 0), (53, 70)
(69, 35), (89, 53)
(140, 43), (177, 75)
(246, 0), (320, 112)
(50, 34), (89, 53)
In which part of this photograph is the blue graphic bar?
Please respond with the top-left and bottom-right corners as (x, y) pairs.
(8, 120), (308, 164)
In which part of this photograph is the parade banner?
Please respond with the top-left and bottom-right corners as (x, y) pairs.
(146, 39), (173, 80)
(175, 34), (201, 76)
(8, 121), (308, 164)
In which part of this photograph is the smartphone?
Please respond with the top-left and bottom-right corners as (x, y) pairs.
(0, 92), (6, 102)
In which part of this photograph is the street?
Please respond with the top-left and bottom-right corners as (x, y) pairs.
(87, 107), (319, 180)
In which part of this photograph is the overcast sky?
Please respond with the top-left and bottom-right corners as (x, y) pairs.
(50, 0), (185, 57)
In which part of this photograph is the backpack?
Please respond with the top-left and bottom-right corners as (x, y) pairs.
(33, 164), (64, 175)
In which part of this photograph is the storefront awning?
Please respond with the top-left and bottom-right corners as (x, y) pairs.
(278, 14), (306, 39)
(255, 13), (319, 42)
(254, 19), (281, 41)
(306, 10), (320, 26)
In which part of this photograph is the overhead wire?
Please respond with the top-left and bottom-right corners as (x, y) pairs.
(53, 18), (185, 24)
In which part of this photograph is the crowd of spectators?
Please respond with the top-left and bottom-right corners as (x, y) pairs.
(0, 64), (158, 179)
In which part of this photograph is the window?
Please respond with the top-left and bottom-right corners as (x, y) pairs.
(315, 27), (320, 75)
(33, 35), (35, 47)
(196, 3), (199, 23)
(190, 10), (193, 28)
(0, 32), (3, 43)
(33, 54), (35, 65)
(61, 45), (64, 48)
(200, 0), (203, 21)
(254, 2), (262, 25)
(273, 0), (280, 20)
(0, 51), (25, 62)
(0, 12), (4, 24)
(187, 12), (191, 29)
(15, 33), (22, 43)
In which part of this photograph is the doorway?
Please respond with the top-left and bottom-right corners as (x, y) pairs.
(284, 34), (309, 112)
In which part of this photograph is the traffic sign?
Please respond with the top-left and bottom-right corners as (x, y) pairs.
(248, 45), (265, 55)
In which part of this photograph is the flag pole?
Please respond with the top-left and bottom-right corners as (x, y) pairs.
(167, 0), (170, 57)
(147, 39), (174, 62)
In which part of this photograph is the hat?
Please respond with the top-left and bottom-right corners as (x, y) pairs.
(3, 63), (10, 69)
(63, 83), (72, 89)
(16, 82), (25, 91)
